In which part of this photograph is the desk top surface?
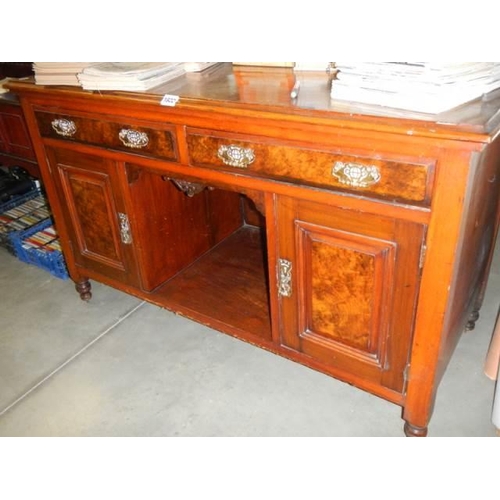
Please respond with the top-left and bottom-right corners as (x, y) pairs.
(7, 63), (500, 143)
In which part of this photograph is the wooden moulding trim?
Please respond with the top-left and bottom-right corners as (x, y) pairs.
(41, 136), (432, 226)
(7, 81), (495, 145)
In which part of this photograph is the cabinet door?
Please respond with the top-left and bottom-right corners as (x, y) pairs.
(0, 111), (6, 152)
(0, 104), (36, 160)
(46, 147), (139, 286)
(275, 196), (425, 393)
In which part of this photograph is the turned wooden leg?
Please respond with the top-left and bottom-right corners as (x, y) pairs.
(75, 279), (92, 301)
(465, 309), (480, 331)
(404, 421), (428, 437)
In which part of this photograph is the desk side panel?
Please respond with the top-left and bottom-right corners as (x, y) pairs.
(438, 136), (500, 378)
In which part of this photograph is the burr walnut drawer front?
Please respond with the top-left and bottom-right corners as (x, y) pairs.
(186, 129), (435, 205)
(35, 111), (178, 162)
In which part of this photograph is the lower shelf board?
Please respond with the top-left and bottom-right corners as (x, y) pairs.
(152, 225), (272, 342)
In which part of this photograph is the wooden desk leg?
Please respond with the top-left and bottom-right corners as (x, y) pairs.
(466, 309), (481, 331)
(404, 421), (428, 437)
(75, 278), (92, 301)
(467, 204), (500, 332)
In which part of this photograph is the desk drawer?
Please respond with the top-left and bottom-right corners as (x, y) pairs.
(186, 129), (435, 205)
(35, 111), (178, 162)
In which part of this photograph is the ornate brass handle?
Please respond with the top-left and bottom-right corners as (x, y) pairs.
(119, 129), (149, 149)
(51, 118), (76, 137)
(332, 161), (381, 188)
(118, 212), (132, 244)
(217, 144), (255, 168)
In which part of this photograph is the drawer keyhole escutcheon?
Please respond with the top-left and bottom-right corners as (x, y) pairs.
(51, 118), (77, 137)
(332, 161), (381, 188)
(217, 144), (255, 168)
(278, 258), (293, 298)
(118, 212), (132, 244)
(119, 129), (149, 149)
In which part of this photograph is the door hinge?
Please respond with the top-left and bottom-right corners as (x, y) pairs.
(419, 243), (427, 270)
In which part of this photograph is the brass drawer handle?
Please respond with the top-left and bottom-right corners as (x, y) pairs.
(51, 118), (76, 137)
(217, 144), (255, 168)
(332, 161), (381, 188)
(119, 129), (149, 149)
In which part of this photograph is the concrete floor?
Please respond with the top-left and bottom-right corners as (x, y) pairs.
(0, 241), (498, 437)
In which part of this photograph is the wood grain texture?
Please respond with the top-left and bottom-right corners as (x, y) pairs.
(0, 100), (38, 176)
(276, 196), (423, 393)
(1, 109), (35, 159)
(125, 168), (233, 292)
(309, 239), (376, 351)
(434, 139), (500, 379)
(46, 146), (140, 286)
(156, 226), (272, 340)
(36, 110), (178, 162)
(242, 194), (265, 227)
(186, 130), (434, 205)
(65, 172), (120, 262)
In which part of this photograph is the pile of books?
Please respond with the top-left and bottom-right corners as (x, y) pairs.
(32, 62), (221, 91)
(331, 62), (500, 114)
(33, 62), (94, 86)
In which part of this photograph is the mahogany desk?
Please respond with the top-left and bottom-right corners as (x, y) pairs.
(8, 65), (500, 436)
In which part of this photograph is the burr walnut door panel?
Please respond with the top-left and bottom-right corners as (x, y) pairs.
(275, 196), (425, 393)
(45, 147), (139, 286)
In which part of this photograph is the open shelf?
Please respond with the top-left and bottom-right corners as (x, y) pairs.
(153, 225), (272, 342)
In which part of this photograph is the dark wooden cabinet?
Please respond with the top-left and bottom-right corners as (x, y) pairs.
(8, 65), (500, 436)
(0, 95), (39, 177)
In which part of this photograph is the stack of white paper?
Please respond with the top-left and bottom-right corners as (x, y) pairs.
(77, 62), (186, 91)
(331, 62), (500, 114)
(184, 62), (220, 72)
(33, 62), (95, 86)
